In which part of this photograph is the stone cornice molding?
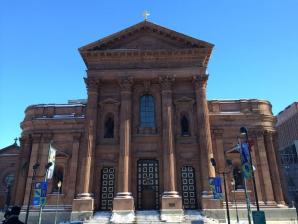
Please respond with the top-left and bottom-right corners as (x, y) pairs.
(99, 98), (120, 107)
(193, 74), (209, 89)
(84, 77), (101, 92)
(119, 76), (134, 92)
(174, 96), (195, 106)
(159, 75), (175, 92)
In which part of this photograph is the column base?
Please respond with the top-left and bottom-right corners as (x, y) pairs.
(111, 192), (135, 223)
(160, 191), (184, 222)
(201, 193), (222, 209)
(71, 194), (94, 221)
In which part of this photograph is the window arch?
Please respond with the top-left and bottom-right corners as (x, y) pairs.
(140, 95), (155, 128)
(104, 114), (114, 138)
(180, 113), (190, 136)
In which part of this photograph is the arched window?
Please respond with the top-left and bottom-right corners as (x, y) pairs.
(104, 114), (114, 138)
(52, 166), (63, 193)
(181, 114), (190, 136)
(140, 95), (155, 128)
(233, 166), (244, 190)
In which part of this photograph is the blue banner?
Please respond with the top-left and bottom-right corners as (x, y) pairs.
(209, 177), (223, 199)
(32, 181), (48, 206)
(241, 143), (252, 179)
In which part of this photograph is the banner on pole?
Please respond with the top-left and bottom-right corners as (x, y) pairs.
(32, 181), (48, 206)
(241, 143), (252, 179)
(209, 176), (223, 199)
(47, 143), (56, 179)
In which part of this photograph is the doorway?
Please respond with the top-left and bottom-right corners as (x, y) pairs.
(137, 159), (159, 210)
(99, 167), (115, 210)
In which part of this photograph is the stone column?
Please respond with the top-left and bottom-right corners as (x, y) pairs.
(264, 130), (285, 204)
(248, 132), (264, 204)
(255, 130), (275, 204)
(67, 133), (81, 201)
(112, 77), (135, 214)
(193, 75), (215, 193)
(23, 134), (41, 206)
(14, 135), (32, 206)
(72, 77), (99, 218)
(159, 76), (183, 222)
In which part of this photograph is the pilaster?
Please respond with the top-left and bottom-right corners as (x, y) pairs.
(23, 133), (42, 206)
(254, 129), (275, 204)
(264, 130), (285, 205)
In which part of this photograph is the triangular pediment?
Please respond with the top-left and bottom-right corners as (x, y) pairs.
(79, 21), (213, 52)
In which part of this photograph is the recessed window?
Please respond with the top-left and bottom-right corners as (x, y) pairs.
(233, 166), (244, 190)
(52, 166), (63, 193)
(140, 95), (155, 128)
(181, 114), (190, 136)
(104, 114), (114, 138)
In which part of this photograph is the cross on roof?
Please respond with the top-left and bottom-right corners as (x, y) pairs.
(142, 10), (150, 21)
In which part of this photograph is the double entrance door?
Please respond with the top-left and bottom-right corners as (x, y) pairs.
(137, 159), (159, 210)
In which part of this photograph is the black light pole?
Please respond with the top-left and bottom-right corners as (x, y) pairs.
(210, 158), (231, 224)
(240, 127), (260, 211)
(25, 162), (40, 224)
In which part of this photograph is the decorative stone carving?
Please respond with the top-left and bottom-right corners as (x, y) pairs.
(159, 75), (175, 91)
(84, 77), (100, 92)
(119, 76), (133, 92)
(193, 74), (208, 89)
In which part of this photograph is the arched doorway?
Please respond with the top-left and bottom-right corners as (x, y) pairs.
(137, 159), (159, 210)
(181, 166), (198, 209)
(99, 167), (115, 210)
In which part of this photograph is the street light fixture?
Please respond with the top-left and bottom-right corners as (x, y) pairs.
(210, 158), (233, 224)
(240, 127), (260, 211)
(25, 162), (40, 224)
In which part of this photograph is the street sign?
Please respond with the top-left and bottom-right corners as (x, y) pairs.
(32, 181), (48, 206)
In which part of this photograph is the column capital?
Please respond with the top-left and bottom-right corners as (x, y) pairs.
(41, 133), (53, 143)
(84, 77), (101, 92)
(193, 74), (209, 89)
(159, 75), (175, 91)
(119, 76), (133, 93)
(72, 132), (82, 142)
(31, 133), (42, 143)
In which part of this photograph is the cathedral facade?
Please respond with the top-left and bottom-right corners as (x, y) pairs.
(3, 21), (289, 221)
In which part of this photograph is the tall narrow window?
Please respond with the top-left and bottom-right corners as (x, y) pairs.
(140, 95), (155, 128)
(181, 114), (190, 136)
(104, 114), (114, 138)
(233, 166), (244, 190)
(52, 166), (63, 193)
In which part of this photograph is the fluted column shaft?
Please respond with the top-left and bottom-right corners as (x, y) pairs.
(253, 130), (274, 203)
(117, 77), (133, 193)
(265, 130), (285, 204)
(160, 76), (178, 193)
(79, 77), (99, 197)
(193, 75), (215, 193)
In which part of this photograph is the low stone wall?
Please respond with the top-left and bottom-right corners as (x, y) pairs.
(0, 211), (72, 224)
(203, 208), (297, 223)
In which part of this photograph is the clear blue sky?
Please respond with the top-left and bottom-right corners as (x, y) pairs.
(0, 0), (297, 148)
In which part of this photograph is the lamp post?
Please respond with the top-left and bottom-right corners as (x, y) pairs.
(25, 162), (40, 224)
(54, 181), (62, 224)
(231, 179), (240, 223)
(38, 162), (53, 224)
(240, 127), (260, 211)
(210, 158), (232, 224)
